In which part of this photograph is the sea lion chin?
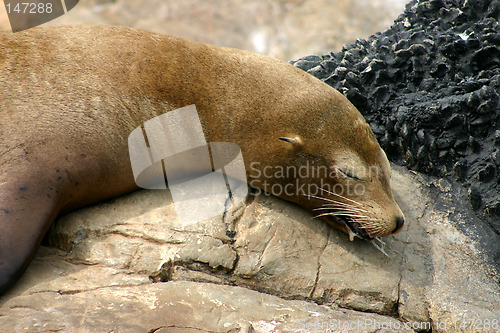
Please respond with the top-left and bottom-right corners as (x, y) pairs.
(0, 25), (404, 294)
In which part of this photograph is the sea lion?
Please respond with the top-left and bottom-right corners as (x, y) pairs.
(0, 25), (404, 294)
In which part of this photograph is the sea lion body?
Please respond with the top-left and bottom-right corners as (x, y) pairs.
(0, 25), (404, 294)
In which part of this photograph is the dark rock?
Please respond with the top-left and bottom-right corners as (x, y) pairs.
(430, 62), (449, 78)
(492, 149), (500, 166)
(486, 200), (500, 217)
(472, 46), (500, 70)
(468, 187), (482, 210)
(477, 163), (496, 182)
(495, 130), (500, 146)
(453, 159), (467, 181)
(436, 134), (456, 149)
(291, 59), (319, 72)
(468, 137), (481, 153)
(445, 114), (463, 128)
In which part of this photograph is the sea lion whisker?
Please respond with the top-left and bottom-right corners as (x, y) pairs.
(359, 220), (383, 227)
(322, 200), (360, 208)
(319, 202), (372, 215)
(318, 187), (365, 208)
(355, 219), (382, 226)
(331, 211), (369, 217)
(349, 219), (378, 227)
(314, 212), (349, 219)
(358, 221), (380, 227)
(352, 216), (379, 222)
(314, 207), (366, 215)
(313, 207), (341, 211)
(320, 203), (372, 214)
(308, 195), (372, 215)
(356, 217), (379, 226)
(313, 208), (360, 216)
(320, 201), (361, 208)
(305, 193), (354, 206)
(351, 222), (381, 232)
(318, 187), (364, 207)
(315, 212), (368, 219)
(371, 238), (390, 257)
(313, 211), (385, 240)
(304, 194), (338, 204)
(333, 213), (369, 219)
(373, 237), (385, 246)
(331, 212), (375, 220)
(358, 224), (383, 231)
(314, 208), (381, 227)
(306, 194), (361, 210)
(314, 212), (337, 219)
(319, 208), (377, 220)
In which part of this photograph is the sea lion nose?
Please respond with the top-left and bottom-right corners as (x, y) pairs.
(392, 216), (405, 234)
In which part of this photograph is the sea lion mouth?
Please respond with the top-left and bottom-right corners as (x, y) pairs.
(324, 215), (374, 241)
(306, 191), (378, 241)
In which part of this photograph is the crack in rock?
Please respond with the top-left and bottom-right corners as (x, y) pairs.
(309, 227), (330, 299)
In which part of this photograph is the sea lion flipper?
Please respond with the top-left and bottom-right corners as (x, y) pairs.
(0, 181), (58, 295)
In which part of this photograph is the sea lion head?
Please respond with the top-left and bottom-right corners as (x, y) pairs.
(265, 89), (405, 241)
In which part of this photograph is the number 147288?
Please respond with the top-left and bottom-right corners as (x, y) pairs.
(6, 2), (53, 14)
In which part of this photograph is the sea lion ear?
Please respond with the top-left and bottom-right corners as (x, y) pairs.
(279, 136), (303, 146)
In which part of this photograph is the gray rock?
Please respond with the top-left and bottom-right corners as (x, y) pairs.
(1, 166), (498, 332)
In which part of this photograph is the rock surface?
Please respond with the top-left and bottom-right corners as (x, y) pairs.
(1, 166), (499, 332)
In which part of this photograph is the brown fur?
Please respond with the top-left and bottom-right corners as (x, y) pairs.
(0, 25), (403, 294)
